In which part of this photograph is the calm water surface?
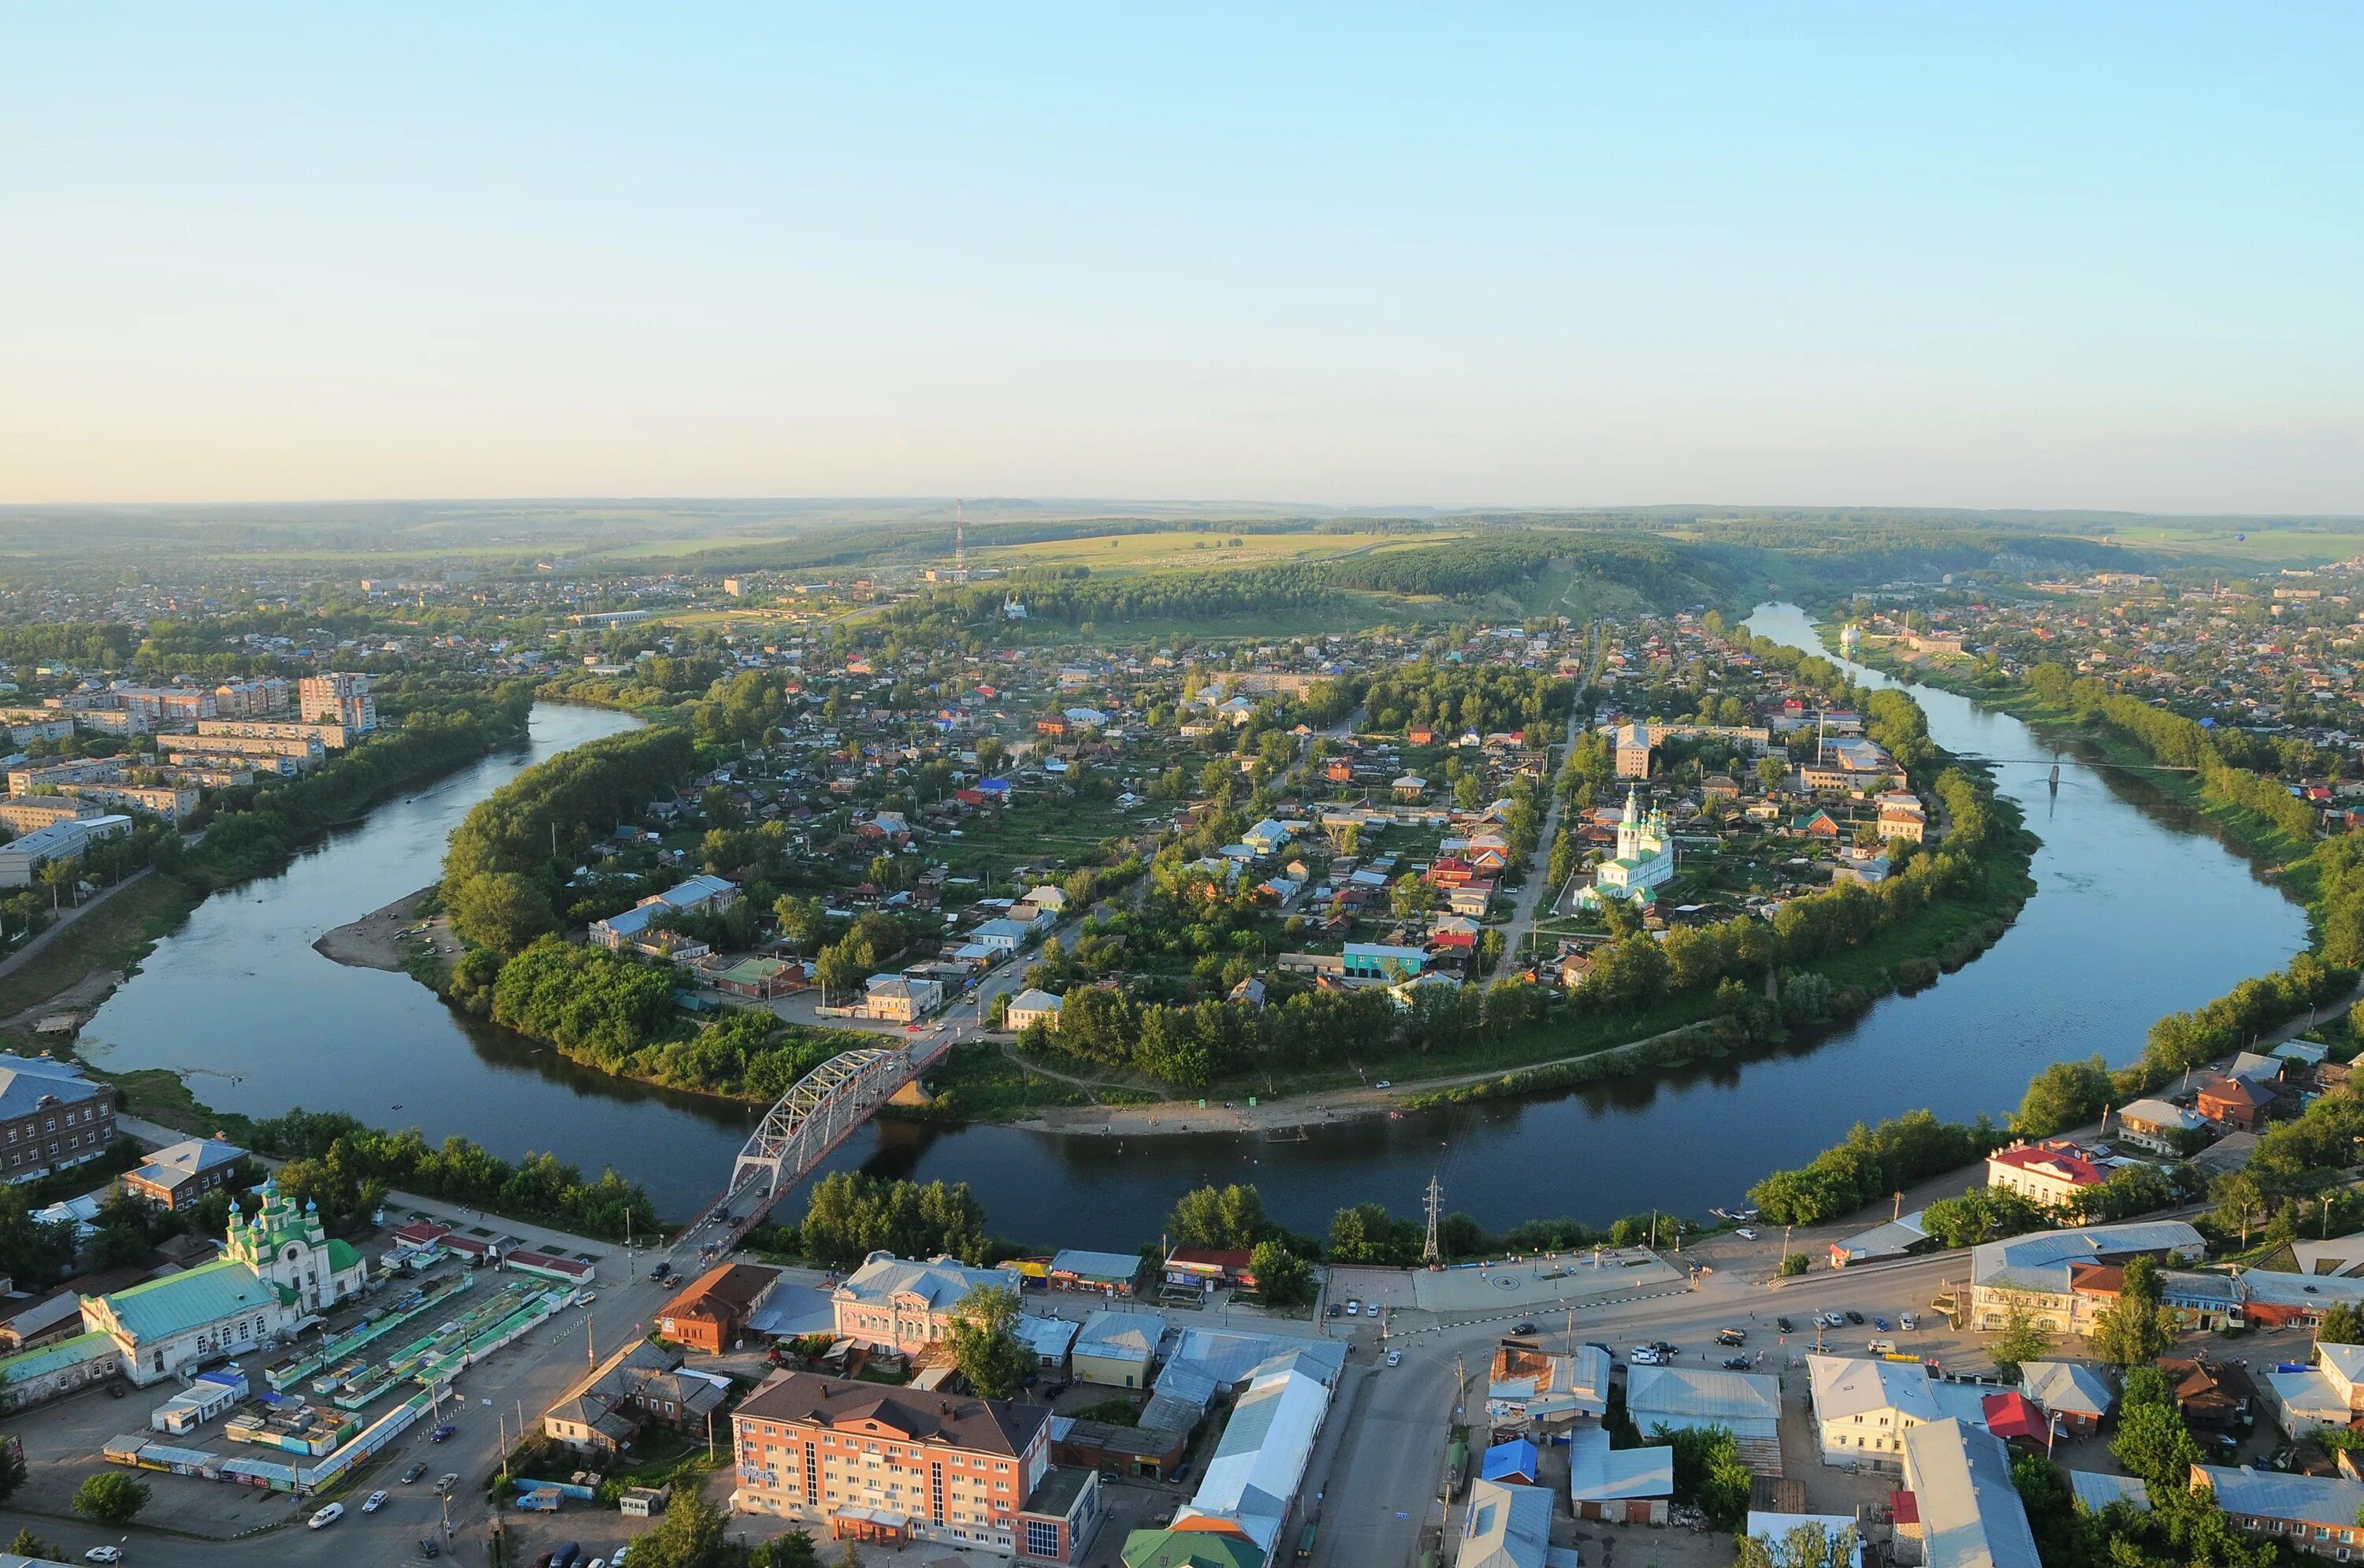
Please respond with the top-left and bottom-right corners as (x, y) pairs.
(84, 621), (2309, 1243)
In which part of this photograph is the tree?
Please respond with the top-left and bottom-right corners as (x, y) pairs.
(1657, 1423), (1751, 1529)
(2112, 1395), (2202, 1490)
(948, 1284), (1032, 1400)
(1756, 755), (1788, 793)
(750, 1533), (821, 1568)
(2213, 1169), (2269, 1247)
(626, 1488), (735, 1568)
(1988, 1298), (2054, 1382)
(772, 894), (827, 951)
(0, 1438), (22, 1507)
(1248, 1239), (1315, 1308)
(448, 870), (558, 956)
(2319, 1302), (2364, 1346)
(2091, 1254), (2180, 1367)
(2010, 1055), (2111, 1136)
(1168, 1183), (1269, 1250)
(73, 1471), (149, 1525)
(1735, 1521), (1860, 1568)
(6, 1532), (60, 1562)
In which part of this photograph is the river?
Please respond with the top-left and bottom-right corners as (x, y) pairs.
(80, 622), (2309, 1245)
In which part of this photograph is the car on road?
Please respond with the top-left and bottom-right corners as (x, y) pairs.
(403, 1462), (428, 1484)
(1629, 1347), (1663, 1365)
(1845, 1310), (1866, 1325)
(1868, 1338), (1898, 1355)
(1734, 1227), (1757, 1239)
(308, 1503), (344, 1529)
(1373, 1080), (1392, 1089)
(1715, 1328), (1747, 1345)
(1385, 1350), (1402, 1367)
(579, 1291), (597, 1306)
(1775, 1317), (1793, 1333)
(1511, 1322), (1537, 1336)
(418, 1543), (440, 1560)
(1722, 1356), (1750, 1369)
(83, 1551), (123, 1565)
(363, 1489), (389, 1512)
(431, 1422), (455, 1441)
(435, 1473), (461, 1495)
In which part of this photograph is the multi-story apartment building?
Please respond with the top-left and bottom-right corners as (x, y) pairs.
(111, 686), (216, 723)
(210, 678), (292, 719)
(195, 718), (351, 750)
(56, 783), (199, 823)
(0, 1053), (117, 1183)
(298, 673), (375, 734)
(8, 758), (121, 795)
(160, 733), (323, 764)
(0, 797), (96, 837)
(730, 1372), (1098, 1562)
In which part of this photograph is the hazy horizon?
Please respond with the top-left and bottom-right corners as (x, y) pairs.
(5, 6), (2358, 512)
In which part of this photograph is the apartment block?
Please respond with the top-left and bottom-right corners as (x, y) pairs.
(298, 673), (376, 734)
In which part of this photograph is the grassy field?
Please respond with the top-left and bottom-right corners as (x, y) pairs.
(934, 793), (1163, 882)
(2086, 522), (2364, 565)
(1494, 563), (1654, 622)
(1005, 592), (1440, 645)
(0, 873), (199, 1027)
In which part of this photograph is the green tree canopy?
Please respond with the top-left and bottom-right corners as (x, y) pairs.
(948, 1284), (1032, 1400)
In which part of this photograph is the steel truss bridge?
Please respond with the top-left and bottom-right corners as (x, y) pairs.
(679, 1044), (926, 1257)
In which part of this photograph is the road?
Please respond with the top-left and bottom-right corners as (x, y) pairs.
(1307, 1246), (1973, 1568)
(1492, 622), (1605, 975)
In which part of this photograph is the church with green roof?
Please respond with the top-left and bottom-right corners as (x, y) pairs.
(79, 1176), (368, 1386)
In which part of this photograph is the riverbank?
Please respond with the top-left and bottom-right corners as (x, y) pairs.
(1838, 634), (2323, 901)
(313, 885), (444, 972)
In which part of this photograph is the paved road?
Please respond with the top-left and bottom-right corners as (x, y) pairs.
(1304, 1247), (1972, 1568)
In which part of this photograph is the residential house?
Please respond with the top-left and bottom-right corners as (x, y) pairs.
(2188, 1464), (2364, 1558)
(1806, 1354), (1990, 1471)
(1459, 1477), (1552, 1568)
(1072, 1311), (1165, 1389)
(1567, 1425), (1674, 1525)
(860, 973), (943, 1023)
(2113, 1098), (2207, 1154)
(119, 1136), (245, 1211)
(659, 1262), (780, 1354)
(1005, 989), (1064, 1032)
(1895, 1420), (2042, 1568)
(1965, 1221), (2204, 1333)
(831, 1253), (1024, 1354)
(2019, 1362), (2115, 1439)
(545, 1339), (727, 1459)
(1626, 1364), (1783, 1474)
(2196, 1074), (2276, 1132)
(1983, 1140), (2106, 1211)
(2156, 1356), (2256, 1432)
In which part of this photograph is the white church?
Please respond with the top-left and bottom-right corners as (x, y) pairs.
(1574, 787), (1676, 909)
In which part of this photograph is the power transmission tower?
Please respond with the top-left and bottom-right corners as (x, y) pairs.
(1422, 1174), (1443, 1265)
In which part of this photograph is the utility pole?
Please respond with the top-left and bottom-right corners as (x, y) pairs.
(1422, 1175), (1443, 1266)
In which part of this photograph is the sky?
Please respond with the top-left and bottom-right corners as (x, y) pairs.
(2, 5), (2359, 512)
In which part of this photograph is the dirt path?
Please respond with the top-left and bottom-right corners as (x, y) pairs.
(313, 884), (442, 972)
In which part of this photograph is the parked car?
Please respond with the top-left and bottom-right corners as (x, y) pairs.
(1868, 1339), (1898, 1355)
(308, 1503), (344, 1530)
(419, 1544), (440, 1560)
(1874, 1316), (1890, 1332)
(1715, 1328), (1747, 1345)
(1629, 1347), (1663, 1365)
(1373, 1080), (1392, 1089)
(363, 1489), (389, 1512)
(1722, 1356), (1750, 1369)
(83, 1551), (123, 1566)
(1734, 1227), (1757, 1239)
(1325, 1304), (1341, 1318)
(1845, 1310), (1866, 1325)
(403, 1462), (428, 1484)
(1345, 1300), (1360, 1316)
(1901, 1313), (1918, 1331)
(1386, 1350), (1403, 1367)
